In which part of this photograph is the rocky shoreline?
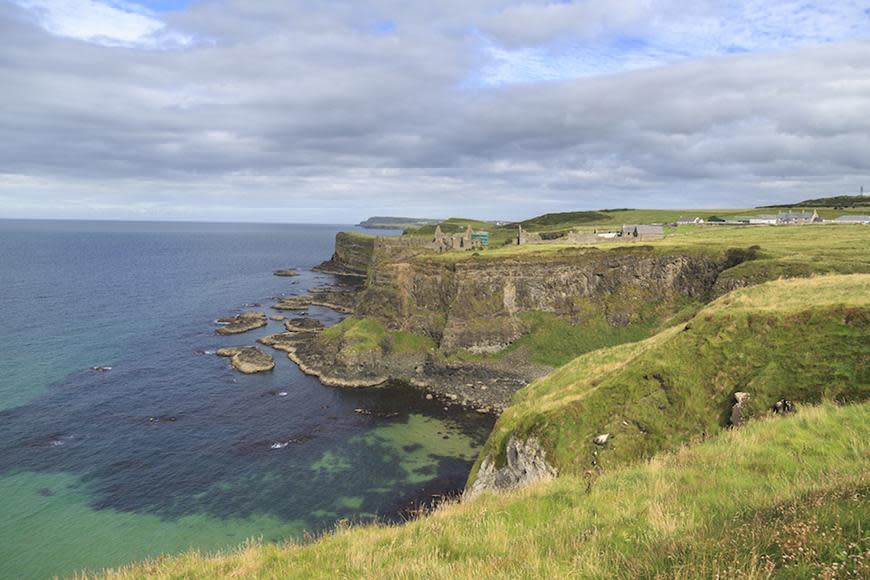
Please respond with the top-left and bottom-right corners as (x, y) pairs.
(215, 234), (756, 413)
(275, 323), (543, 412)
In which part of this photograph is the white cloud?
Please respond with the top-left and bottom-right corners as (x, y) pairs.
(477, 0), (870, 84)
(13, 0), (188, 47)
(0, 1), (869, 222)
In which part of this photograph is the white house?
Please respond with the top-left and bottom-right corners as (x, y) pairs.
(749, 214), (777, 225)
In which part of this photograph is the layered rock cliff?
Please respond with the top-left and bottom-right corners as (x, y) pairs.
(357, 246), (730, 349)
(314, 232), (376, 277)
(291, 243), (752, 410)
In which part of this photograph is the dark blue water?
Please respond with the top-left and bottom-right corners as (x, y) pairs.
(0, 220), (493, 578)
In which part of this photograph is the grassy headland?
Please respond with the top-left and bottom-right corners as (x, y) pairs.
(472, 274), (869, 481)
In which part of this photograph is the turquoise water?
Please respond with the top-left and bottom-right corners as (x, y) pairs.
(0, 220), (493, 578)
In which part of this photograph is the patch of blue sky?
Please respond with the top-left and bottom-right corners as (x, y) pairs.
(474, 0), (870, 87)
(114, 0), (189, 12)
(371, 19), (396, 35)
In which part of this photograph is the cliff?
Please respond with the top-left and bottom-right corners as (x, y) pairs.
(291, 244), (754, 410)
(314, 232), (376, 277)
(356, 246), (733, 350)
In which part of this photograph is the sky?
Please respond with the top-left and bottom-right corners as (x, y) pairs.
(1, 1), (869, 223)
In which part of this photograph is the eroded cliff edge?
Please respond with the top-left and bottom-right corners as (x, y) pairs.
(290, 234), (757, 411)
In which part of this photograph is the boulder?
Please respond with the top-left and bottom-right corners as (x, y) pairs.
(465, 436), (558, 500)
(593, 433), (610, 445)
(729, 391), (751, 427)
(772, 399), (795, 415)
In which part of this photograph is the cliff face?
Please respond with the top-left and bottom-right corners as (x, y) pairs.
(315, 232), (376, 277)
(292, 242), (753, 411)
(357, 247), (729, 351)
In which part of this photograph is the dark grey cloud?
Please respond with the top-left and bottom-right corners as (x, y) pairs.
(1, 0), (869, 222)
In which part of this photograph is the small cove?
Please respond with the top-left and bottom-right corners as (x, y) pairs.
(0, 220), (494, 578)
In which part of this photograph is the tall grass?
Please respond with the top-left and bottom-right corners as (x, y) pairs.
(100, 402), (869, 579)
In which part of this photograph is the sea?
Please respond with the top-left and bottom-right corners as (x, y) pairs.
(0, 219), (493, 578)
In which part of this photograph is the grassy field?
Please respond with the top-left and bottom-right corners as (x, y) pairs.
(402, 206), (870, 247)
(100, 402), (869, 579)
(473, 275), (869, 481)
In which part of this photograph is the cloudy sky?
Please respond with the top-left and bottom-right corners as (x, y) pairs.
(1, 1), (869, 223)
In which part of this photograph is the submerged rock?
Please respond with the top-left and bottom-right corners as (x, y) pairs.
(270, 315), (286, 321)
(273, 269), (300, 277)
(216, 346), (275, 374)
(216, 311), (267, 335)
(271, 295), (313, 311)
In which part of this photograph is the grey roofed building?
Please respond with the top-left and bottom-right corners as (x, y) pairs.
(776, 210), (823, 224)
(676, 216), (704, 224)
(622, 224), (664, 240)
(833, 215), (870, 224)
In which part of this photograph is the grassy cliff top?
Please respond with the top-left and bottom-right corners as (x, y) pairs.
(395, 205), (870, 248)
(101, 401), (869, 578)
(473, 274), (869, 483)
(424, 223), (870, 283)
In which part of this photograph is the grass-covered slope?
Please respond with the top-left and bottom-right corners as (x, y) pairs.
(471, 275), (869, 482)
(762, 194), (870, 208)
(102, 402), (869, 578)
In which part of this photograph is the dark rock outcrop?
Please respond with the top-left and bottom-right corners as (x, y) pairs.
(284, 317), (325, 332)
(216, 346), (275, 373)
(271, 296), (313, 311)
(216, 311), (268, 335)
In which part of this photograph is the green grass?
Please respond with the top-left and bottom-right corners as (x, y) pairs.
(399, 207), (870, 252)
(473, 274), (869, 481)
(453, 310), (664, 368)
(425, 223), (870, 285)
(101, 402), (870, 579)
(762, 194), (870, 208)
(322, 317), (387, 353)
(322, 317), (434, 355)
